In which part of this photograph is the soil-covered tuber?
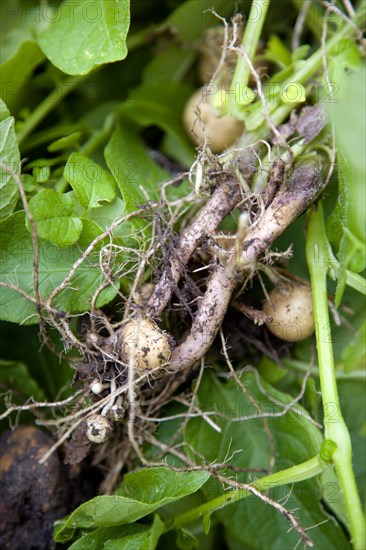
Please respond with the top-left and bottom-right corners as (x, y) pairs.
(119, 318), (171, 371)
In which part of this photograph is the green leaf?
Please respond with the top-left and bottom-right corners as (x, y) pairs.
(37, 0), (131, 75)
(339, 320), (366, 373)
(176, 528), (199, 550)
(0, 100), (20, 219)
(55, 467), (209, 543)
(0, 321), (74, 400)
(265, 35), (292, 67)
(66, 515), (164, 550)
(0, 212), (118, 324)
(0, 40), (45, 113)
(184, 372), (350, 549)
(64, 152), (116, 210)
(164, 0), (239, 45)
(0, 358), (46, 429)
(0, 99), (10, 120)
(0, 359), (45, 403)
(118, 81), (195, 166)
(328, 69), (366, 247)
(104, 123), (167, 231)
(48, 132), (82, 152)
(28, 189), (83, 247)
(338, 380), (366, 505)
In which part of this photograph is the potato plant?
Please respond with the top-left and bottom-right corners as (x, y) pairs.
(0, 1), (365, 549)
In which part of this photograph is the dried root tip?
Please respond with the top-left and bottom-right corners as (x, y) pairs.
(85, 414), (113, 444)
(119, 318), (171, 371)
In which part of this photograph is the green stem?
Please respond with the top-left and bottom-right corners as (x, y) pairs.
(245, 3), (366, 130)
(169, 454), (326, 532)
(230, 0), (270, 109)
(17, 75), (85, 146)
(283, 359), (366, 380)
(306, 203), (365, 550)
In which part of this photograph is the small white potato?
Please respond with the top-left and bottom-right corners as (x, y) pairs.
(85, 414), (112, 444)
(183, 88), (244, 153)
(263, 283), (315, 342)
(119, 318), (171, 371)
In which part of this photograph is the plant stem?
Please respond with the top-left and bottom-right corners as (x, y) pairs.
(283, 359), (366, 380)
(17, 76), (85, 146)
(245, 3), (366, 131)
(169, 454), (326, 531)
(306, 203), (365, 550)
(230, 0), (270, 104)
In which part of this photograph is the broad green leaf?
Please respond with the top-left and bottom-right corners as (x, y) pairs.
(339, 320), (366, 373)
(104, 123), (167, 231)
(265, 35), (292, 67)
(28, 189), (83, 247)
(55, 467), (209, 543)
(0, 359), (45, 403)
(0, 40), (45, 113)
(328, 69), (366, 248)
(66, 515), (164, 550)
(118, 81), (195, 166)
(164, 0), (240, 44)
(64, 152), (116, 210)
(184, 372), (350, 549)
(104, 515), (164, 550)
(0, 100), (20, 219)
(0, 358), (45, 429)
(0, 212), (118, 324)
(143, 46), (195, 84)
(0, 99), (10, 120)
(37, 0), (131, 75)
(0, 322), (74, 399)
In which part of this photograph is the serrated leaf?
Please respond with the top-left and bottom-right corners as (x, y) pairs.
(64, 152), (116, 210)
(184, 372), (350, 549)
(28, 189), (83, 247)
(0, 103), (20, 219)
(37, 0), (130, 75)
(0, 212), (118, 324)
(55, 468), (209, 543)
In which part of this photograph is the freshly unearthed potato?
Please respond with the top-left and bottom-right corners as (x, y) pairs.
(119, 318), (171, 371)
(263, 283), (315, 342)
(85, 414), (112, 444)
(183, 88), (244, 153)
